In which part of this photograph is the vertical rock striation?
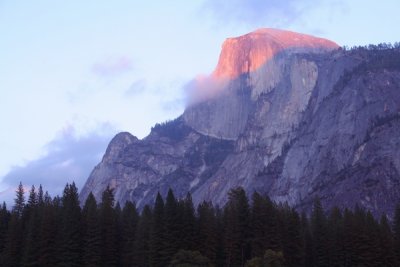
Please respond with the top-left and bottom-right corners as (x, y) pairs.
(80, 29), (400, 217)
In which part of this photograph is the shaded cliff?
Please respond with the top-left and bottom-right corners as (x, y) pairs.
(80, 29), (400, 216)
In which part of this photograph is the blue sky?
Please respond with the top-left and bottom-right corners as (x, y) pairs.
(0, 0), (399, 203)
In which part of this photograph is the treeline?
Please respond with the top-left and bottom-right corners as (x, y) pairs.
(341, 42), (400, 51)
(1, 184), (400, 267)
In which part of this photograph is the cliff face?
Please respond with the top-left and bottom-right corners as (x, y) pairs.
(80, 29), (400, 216)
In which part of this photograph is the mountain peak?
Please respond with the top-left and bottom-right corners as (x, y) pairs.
(213, 28), (339, 79)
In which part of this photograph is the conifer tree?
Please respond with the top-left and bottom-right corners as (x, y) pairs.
(134, 205), (152, 267)
(150, 192), (166, 267)
(224, 187), (250, 267)
(58, 182), (82, 267)
(2, 182), (26, 266)
(22, 185), (41, 267)
(197, 201), (217, 262)
(250, 192), (272, 258)
(14, 182), (25, 217)
(82, 192), (101, 267)
(378, 214), (397, 266)
(121, 201), (139, 267)
(342, 208), (356, 267)
(164, 189), (182, 262)
(0, 202), (10, 262)
(281, 207), (304, 267)
(363, 211), (381, 265)
(38, 191), (58, 267)
(181, 192), (196, 250)
(326, 207), (345, 267)
(100, 186), (118, 267)
(114, 201), (123, 266)
(311, 197), (329, 267)
(37, 185), (44, 206)
(393, 204), (400, 262)
(301, 212), (313, 267)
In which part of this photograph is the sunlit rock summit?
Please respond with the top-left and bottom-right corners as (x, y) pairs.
(80, 28), (400, 216)
(213, 28), (338, 79)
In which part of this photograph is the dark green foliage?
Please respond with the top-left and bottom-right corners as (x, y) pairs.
(22, 185), (41, 267)
(281, 206), (304, 267)
(378, 215), (397, 266)
(169, 250), (213, 267)
(164, 189), (182, 263)
(38, 191), (58, 267)
(13, 182), (25, 217)
(223, 187), (250, 267)
(394, 204), (400, 263)
(181, 193), (197, 250)
(99, 186), (119, 267)
(82, 192), (101, 267)
(134, 205), (152, 267)
(301, 212), (313, 267)
(250, 192), (281, 259)
(151, 117), (192, 141)
(0, 202), (10, 257)
(2, 183), (25, 266)
(58, 182), (82, 267)
(121, 201), (139, 267)
(311, 197), (329, 267)
(2, 213), (22, 266)
(245, 249), (285, 267)
(1, 183), (400, 267)
(326, 207), (345, 267)
(151, 192), (166, 267)
(197, 201), (218, 262)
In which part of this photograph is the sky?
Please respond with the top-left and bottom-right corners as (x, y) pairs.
(0, 0), (399, 204)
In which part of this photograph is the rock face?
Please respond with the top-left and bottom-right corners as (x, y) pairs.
(80, 29), (400, 217)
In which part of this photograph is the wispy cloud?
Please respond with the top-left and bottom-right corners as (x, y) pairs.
(202, 0), (313, 27)
(184, 75), (229, 106)
(124, 79), (147, 96)
(0, 123), (115, 205)
(92, 56), (133, 77)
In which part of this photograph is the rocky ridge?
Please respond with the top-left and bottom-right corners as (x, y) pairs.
(80, 29), (400, 216)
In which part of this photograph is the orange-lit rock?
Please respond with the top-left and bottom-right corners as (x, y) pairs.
(213, 28), (339, 79)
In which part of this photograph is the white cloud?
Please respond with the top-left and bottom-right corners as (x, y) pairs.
(92, 56), (133, 77)
(0, 123), (116, 205)
(202, 0), (311, 27)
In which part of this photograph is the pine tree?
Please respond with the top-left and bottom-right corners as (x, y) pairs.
(22, 185), (41, 267)
(100, 186), (119, 267)
(310, 197), (329, 267)
(134, 205), (152, 267)
(82, 192), (101, 267)
(378, 214), (397, 266)
(14, 182), (25, 217)
(301, 212), (313, 267)
(58, 182), (82, 267)
(181, 192), (196, 250)
(250, 192), (275, 258)
(37, 185), (44, 206)
(38, 191), (58, 267)
(342, 208), (356, 267)
(150, 192), (166, 267)
(121, 201), (139, 267)
(224, 187), (250, 267)
(114, 201), (123, 267)
(326, 207), (345, 267)
(364, 211), (381, 265)
(0, 202), (10, 262)
(197, 201), (217, 263)
(2, 182), (26, 266)
(393, 204), (400, 263)
(163, 189), (182, 262)
(281, 207), (304, 267)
